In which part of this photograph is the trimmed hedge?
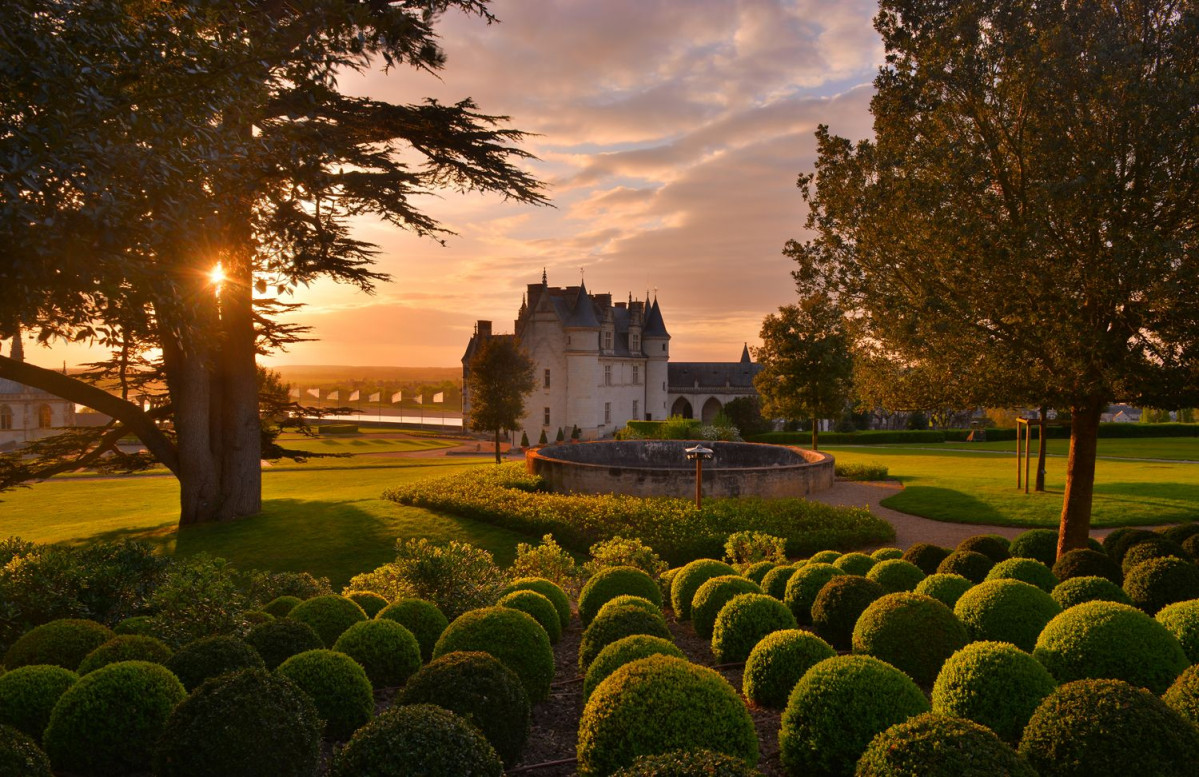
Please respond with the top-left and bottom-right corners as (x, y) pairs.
(856, 713), (1036, 777)
(866, 559), (925, 593)
(375, 598), (449, 663)
(832, 552), (877, 576)
(957, 535), (1010, 563)
(742, 561), (777, 585)
(913, 573), (974, 608)
(0, 724), (51, 777)
(583, 635), (685, 703)
(852, 592), (969, 686)
(1156, 599), (1199, 663)
(1160, 524), (1199, 545)
(811, 575), (885, 651)
(501, 578), (571, 630)
(165, 635), (265, 692)
(692, 576), (762, 640)
(871, 547), (905, 561)
(276, 649), (374, 740)
(809, 550), (841, 564)
(930, 641), (1057, 743)
(597, 595), (662, 622)
(333, 703), (502, 777)
(580, 604), (672, 671)
(985, 557), (1057, 592)
(611, 748), (760, 776)
(287, 595), (368, 647)
(3, 619), (114, 671)
(1050, 575), (1131, 610)
(1123, 556), (1199, 615)
(579, 566), (662, 627)
(0, 665), (78, 740)
(761, 565), (799, 600)
(245, 619), (324, 671)
(953, 579), (1061, 652)
(498, 590), (562, 643)
(262, 596), (303, 618)
(711, 593), (797, 663)
(783, 563), (844, 624)
(1008, 528), (1060, 567)
(742, 629), (836, 710)
(1105, 529), (1159, 567)
(332, 620), (421, 688)
(936, 550), (994, 583)
(902, 543), (952, 576)
(670, 559), (737, 620)
(433, 607), (555, 703)
(1121, 536), (1190, 574)
(77, 634), (172, 675)
(345, 591), (389, 618)
(1163, 664), (1199, 727)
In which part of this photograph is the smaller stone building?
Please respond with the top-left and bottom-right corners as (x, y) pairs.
(0, 334), (76, 450)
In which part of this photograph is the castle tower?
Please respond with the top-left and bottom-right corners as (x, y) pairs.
(642, 298), (670, 421)
(563, 281), (600, 435)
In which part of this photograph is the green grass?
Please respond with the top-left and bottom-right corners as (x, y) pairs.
(915, 437), (1199, 461)
(274, 432), (454, 455)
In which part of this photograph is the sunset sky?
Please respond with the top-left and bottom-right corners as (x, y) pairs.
(22, 0), (885, 371)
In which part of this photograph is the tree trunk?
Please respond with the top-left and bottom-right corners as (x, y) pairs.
(1035, 405), (1048, 492)
(1056, 396), (1104, 559)
(161, 331), (222, 526)
(494, 428), (501, 464)
(811, 416), (819, 450)
(216, 237), (263, 518)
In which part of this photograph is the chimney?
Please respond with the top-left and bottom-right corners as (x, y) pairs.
(476, 320), (492, 338)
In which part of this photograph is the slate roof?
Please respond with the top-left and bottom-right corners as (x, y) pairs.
(668, 360), (761, 391)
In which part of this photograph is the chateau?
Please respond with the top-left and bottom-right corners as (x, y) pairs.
(462, 273), (759, 443)
(0, 332), (76, 451)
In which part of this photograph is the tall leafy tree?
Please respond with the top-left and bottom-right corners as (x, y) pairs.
(0, 0), (546, 523)
(465, 337), (536, 464)
(789, 0), (1199, 556)
(753, 293), (854, 450)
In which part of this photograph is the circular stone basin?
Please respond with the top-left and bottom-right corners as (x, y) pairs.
(526, 440), (834, 499)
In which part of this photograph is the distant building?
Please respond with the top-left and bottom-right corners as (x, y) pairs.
(462, 272), (759, 443)
(0, 331), (76, 450)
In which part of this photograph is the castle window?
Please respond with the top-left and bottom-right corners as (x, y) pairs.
(603, 331), (613, 350)
(544, 369), (551, 389)
(631, 334), (640, 352)
(37, 404), (52, 428)
(544, 407), (551, 426)
(604, 365), (612, 385)
(662, 343), (666, 352)
(632, 365), (639, 384)
(604, 402), (611, 425)
(0, 405), (10, 431)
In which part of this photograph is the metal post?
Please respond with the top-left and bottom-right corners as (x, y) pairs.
(695, 457), (703, 509)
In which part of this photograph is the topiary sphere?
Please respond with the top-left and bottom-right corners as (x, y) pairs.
(153, 669), (321, 777)
(262, 595), (303, 617)
(1156, 599), (1199, 663)
(399, 651), (530, 766)
(691, 576), (762, 639)
(783, 563), (844, 624)
(579, 604), (672, 671)
(77, 634), (173, 675)
(779, 655), (930, 777)
(242, 610), (275, 626)
(332, 619), (421, 688)
(0, 665), (78, 740)
(953, 579), (1061, 652)
(852, 592), (968, 686)
(936, 550), (995, 584)
(579, 566), (663, 627)
(1121, 536), (1190, 575)
(833, 552), (877, 576)
(761, 565), (799, 600)
(930, 641), (1057, 743)
(433, 606), (555, 703)
(985, 557), (1057, 592)
(871, 547), (905, 562)
(811, 575), (886, 651)
(165, 635), (265, 692)
(902, 543), (952, 575)
(43, 660), (186, 776)
(1049, 575), (1131, 610)
(1163, 664), (1199, 727)
(671, 559), (737, 620)
(808, 550), (842, 564)
(1184, 533), (1199, 559)
(1160, 523), (1199, 545)
(345, 591), (389, 618)
(597, 595), (662, 622)
(659, 568), (682, 602)
(711, 593), (798, 663)
(583, 636), (686, 703)
(286, 595), (368, 647)
(498, 590), (562, 643)
(742, 629), (836, 710)
(913, 573), (974, 608)
(1018, 678), (1199, 777)
(114, 616), (156, 636)
(502, 577), (572, 630)
(276, 649), (374, 740)
(245, 619), (324, 671)
(1033, 600), (1188, 694)
(957, 534), (1011, 563)
(1124, 556), (1199, 615)
(611, 748), (761, 777)
(0, 724), (51, 777)
(742, 561), (778, 585)
(1103, 527), (1156, 561)
(2, 619), (114, 671)
(1008, 528), (1060, 567)
(578, 655), (758, 777)
(866, 559), (925, 594)
(856, 712), (1037, 777)
(333, 703), (502, 777)
(376, 597), (449, 663)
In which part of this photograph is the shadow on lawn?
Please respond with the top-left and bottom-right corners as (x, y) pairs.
(880, 486), (1013, 524)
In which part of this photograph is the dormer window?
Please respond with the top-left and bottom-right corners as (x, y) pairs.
(631, 334), (640, 352)
(603, 331), (613, 350)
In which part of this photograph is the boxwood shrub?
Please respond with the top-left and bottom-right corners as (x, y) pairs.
(611, 749), (760, 776)
(811, 575), (885, 650)
(856, 713), (1036, 777)
(276, 649), (374, 740)
(1160, 524), (1199, 545)
(902, 543), (952, 575)
(913, 573), (974, 608)
(1123, 556), (1199, 615)
(783, 563), (844, 624)
(691, 576), (761, 639)
(579, 566), (662, 627)
(742, 629), (836, 710)
(399, 651), (530, 766)
(262, 596), (303, 618)
(953, 579), (1061, 652)
(808, 550), (841, 564)
(1052, 549), (1122, 584)
(43, 660), (186, 776)
(832, 552), (876, 576)
(670, 559), (737, 620)
(1155, 599), (1199, 663)
(711, 593), (797, 663)
(1008, 528), (1060, 567)
(153, 669), (321, 777)
(286, 595), (368, 647)
(345, 591), (389, 618)
(2, 619), (114, 671)
(930, 641), (1057, 743)
(583, 635), (685, 702)
(433, 607), (555, 703)
(779, 655), (930, 777)
(985, 557), (1057, 592)
(1018, 679), (1199, 777)
(1033, 600), (1188, 694)
(501, 577), (571, 630)
(497, 590), (562, 643)
(1163, 664), (1199, 726)
(244, 619), (324, 671)
(742, 560), (777, 585)
(852, 592), (969, 686)
(0, 665), (78, 740)
(1120, 536), (1190, 575)
(579, 604), (672, 671)
(77, 634), (172, 675)
(866, 559), (925, 593)
(936, 550), (995, 583)
(578, 655), (757, 777)
(332, 620), (421, 688)
(760, 564), (799, 600)
(957, 535), (1011, 562)
(871, 547), (904, 561)
(1102, 527), (1153, 559)
(0, 724), (51, 777)
(333, 704), (502, 777)
(165, 635), (265, 692)
(596, 595), (662, 623)
(375, 598), (449, 662)
(1049, 575), (1131, 610)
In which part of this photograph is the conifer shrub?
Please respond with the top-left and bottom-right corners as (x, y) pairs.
(936, 550), (994, 583)
(43, 660), (186, 776)
(332, 619), (421, 688)
(244, 619), (324, 670)
(1123, 556), (1199, 615)
(1163, 664), (1199, 727)
(811, 575), (885, 650)
(583, 636), (685, 702)
(433, 606), (555, 702)
(153, 669), (321, 777)
(871, 547), (904, 561)
(856, 713), (1036, 777)
(1049, 575), (1131, 610)
(670, 559), (736, 619)
(1008, 528), (1059, 567)
(375, 597), (449, 662)
(852, 592), (968, 686)
(985, 557), (1057, 592)
(333, 703), (502, 777)
(0, 665), (77, 740)
(692, 576), (761, 639)
(77, 634), (172, 675)
(711, 593), (797, 663)
(1155, 599), (1199, 663)
(276, 649), (374, 740)
(930, 641), (1057, 743)
(286, 595), (368, 647)
(165, 635), (265, 692)
(953, 579), (1061, 652)
(579, 566), (662, 627)
(783, 563), (844, 624)
(580, 604), (672, 670)
(498, 590), (562, 643)
(399, 651), (530, 766)
(501, 577), (571, 630)
(577, 655), (758, 777)
(902, 543), (951, 575)
(262, 595), (303, 617)
(0, 724), (51, 777)
(1121, 536), (1190, 574)
(742, 561), (777, 585)
(778, 655), (930, 777)
(760, 564), (799, 600)
(611, 749), (761, 776)
(956, 534), (1011, 562)
(866, 559), (925, 593)
(345, 591), (389, 618)
(808, 550), (841, 564)
(114, 615), (156, 636)
(1052, 548), (1121, 585)
(1033, 600), (1188, 694)
(2, 619), (114, 671)
(742, 629), (835, 710)
(1018, 679), (1199, 777)
(1160, 523), (1199, 545)
(913, 573), (973, 608)
(832, 552), (876, 576)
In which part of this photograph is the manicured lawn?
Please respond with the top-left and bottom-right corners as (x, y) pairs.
(273, 431), (454, 455)
(931, 436), (1199, 461)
